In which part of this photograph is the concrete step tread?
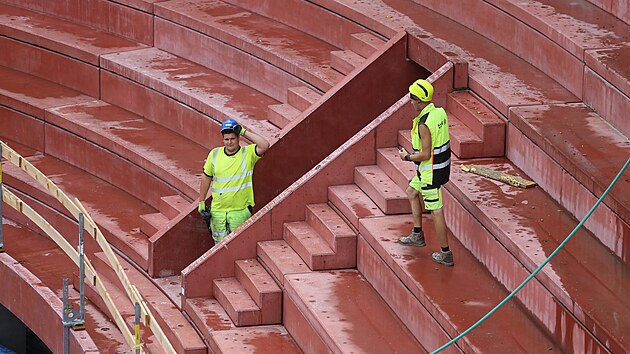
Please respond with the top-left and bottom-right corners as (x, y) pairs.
(139, 212), (170, 236)
(376, 147), (416, 192)
(154, 0), (344, 91)
(0, 66), (94, 119)
(184, 297), (235, 341)
(447, 91), (505, 136)
(100, 47), (280, 141)
(91, 252), (206, 354)
(257, 240), (311, 286)
(0, 3), (145, 65)
(359, 215), (563, 352)
(213, 277), (261, 326)
(285, 222), (335, 256)
(209, 325), (302, 354)
(287, 86), (322, 111)
(328, 184), (385, 230)
(330, 49), (364, 75)
(305, 203), (356, 252)
(447, 157), (630, 352)
(510, 103), (630, 224)
(46, 100), (205, 198)
(354, 165), (410, 215)
(3, 155), (152, 269)
(350, 32), (386, 58)
(285, 270), (425, 353)
(234, 259), (282, 324)
(159, 195), (190, 219)
(268, 103), (302, 128)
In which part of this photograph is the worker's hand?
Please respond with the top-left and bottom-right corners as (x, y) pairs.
(198, 200), (206, 214)
(398, 147), (409, 160)
(233, 123), (246, 136)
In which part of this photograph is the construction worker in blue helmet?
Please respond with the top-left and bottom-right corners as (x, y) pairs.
(398, 79), (453, 266)
(198, 119), (270, 245)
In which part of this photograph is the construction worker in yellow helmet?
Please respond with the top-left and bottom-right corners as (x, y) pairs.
(198, 119), (270, 245)
(398, 79), (453, 266)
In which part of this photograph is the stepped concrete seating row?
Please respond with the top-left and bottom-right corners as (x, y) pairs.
(0, 217), (126, 352)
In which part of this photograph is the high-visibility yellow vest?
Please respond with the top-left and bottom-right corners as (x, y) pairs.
(411, 103), (451, 188)
(203, 144), (262, 211)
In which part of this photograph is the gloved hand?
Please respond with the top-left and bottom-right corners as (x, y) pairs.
(233, 123), (246, 136)
(198, 200), (206, 214)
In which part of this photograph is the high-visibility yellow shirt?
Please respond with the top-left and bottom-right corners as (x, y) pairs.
(203, 144), (262, 211)
(411, 103), (451, 187)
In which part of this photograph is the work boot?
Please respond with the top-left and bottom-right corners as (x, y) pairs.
(432, 250), (454, 266)
(398, 230), (425, 247)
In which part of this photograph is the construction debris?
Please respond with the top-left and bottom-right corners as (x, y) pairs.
(460, 165), (537, 188)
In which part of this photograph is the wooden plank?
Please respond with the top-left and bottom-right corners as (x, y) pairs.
(460, 164), (537, 188)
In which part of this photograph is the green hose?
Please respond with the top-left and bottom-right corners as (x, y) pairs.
(432, 158), (630, 353)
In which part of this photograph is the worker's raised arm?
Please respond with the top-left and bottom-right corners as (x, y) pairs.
(243, 129), (270, 155)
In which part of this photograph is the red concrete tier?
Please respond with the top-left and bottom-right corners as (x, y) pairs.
(354, 165), (410, 214)
(91, 252), (206, 354)
(446, 157), (630, 353)
(0, 3), (145, 65)
(208, 325), (302, 354)
(107, 0), (161, 13)
(508, 103), (630, 261)
(330, 50), (364, 76)
(310, 0), (579, 117)
(153, 17), (309, 103)
(0, 0), (153, 44)
(256, 240), (311, 286)
(284, 270), (426, 353)
(140, 212), (171, 236)
(158, 195), (190, 219)
(234, 259), (282, 325)
(213, 277), (261, 327)
(358, 216), (562, 353)
(583, 65), (630, 138)
(216, 0), (373, 49)
(303, 203), (357, 268)
(0, 36), (99, 97)
(46, 100), (206, 200)
(1, 219), (126, 353)
(328, 184), (385, 230)
(151, 275), (183, 308)
(287, 86), (322, 111)
(0, 106), (45, 152)
(350, 32), (387, 58)
(585, 46), (630, 103)
(267, 103), (301, 129)
(0, 66), (93, 119)
(2, 152), (154, 270)
(155, 0), (343, 92)
(100, 48), (280, 142)
(283, 221), (337, 270)
(184, 297), (234, 341)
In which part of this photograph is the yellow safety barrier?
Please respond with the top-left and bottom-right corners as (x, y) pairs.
(0, 141), (176, 354)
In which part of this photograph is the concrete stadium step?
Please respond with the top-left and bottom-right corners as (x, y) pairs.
(45, 100), (206, 200)
(2, 154), (153, 270)
(330, 49), (364, 75)
(154, 0), (344, 92)
(304, 203), (357, 268)
(354, 165), (410, 215)
(208, 326), (302, 354)
(508, 103), (630, 264)
(267, 103), (301, 129)
(376, 147), (416, 192)
(91, 252), (206, 354)
(0, 0), (153, 45)
(446, 157), (630, 353)
(447, 91), (505, 157)
(105, 0), (160, 13)
(139, 212), (170, 237)
(0, 36), (99, 97)
(2, 220), (127, 351)
(350, 32), (387, 58)
(213, 277), (261, 327)
(283, 221), (336, 271)
(159, 195), (190, 219)
(358, 216), (563, 353)
(284, 270), (426, 353)
(234, 259), (282, 325)
(184, 297), (235, 341)
(446, 117), (484, 159)
(0, 66), (93, 119)
(0, 3), (145, 65)
(256, 240), (310, 286)
(100, 47), (281, 143)
(328, 184), (385, 230)
(287, 86), (322, 111)
(308, 0), (579, 117)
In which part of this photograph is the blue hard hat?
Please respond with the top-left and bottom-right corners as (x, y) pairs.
(220, 119), (238, 133)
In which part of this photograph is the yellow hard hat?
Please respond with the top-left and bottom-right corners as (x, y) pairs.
(409, 79), (433, 102)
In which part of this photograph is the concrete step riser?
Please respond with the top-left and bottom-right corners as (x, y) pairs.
(234, 259), (282, 325)
(354, 166), (410, 215)
(330, 50), (362, 75)
(213, 278), (261, 327)
(287, 86), (322, 111)
(159, 195), (189, 219)
(349, 32), (386, 58)
(304, 204), (355, 252)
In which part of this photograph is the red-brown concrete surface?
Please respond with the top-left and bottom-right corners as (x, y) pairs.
(1, 219), (127, 353)
(209, 326), (302, 354)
